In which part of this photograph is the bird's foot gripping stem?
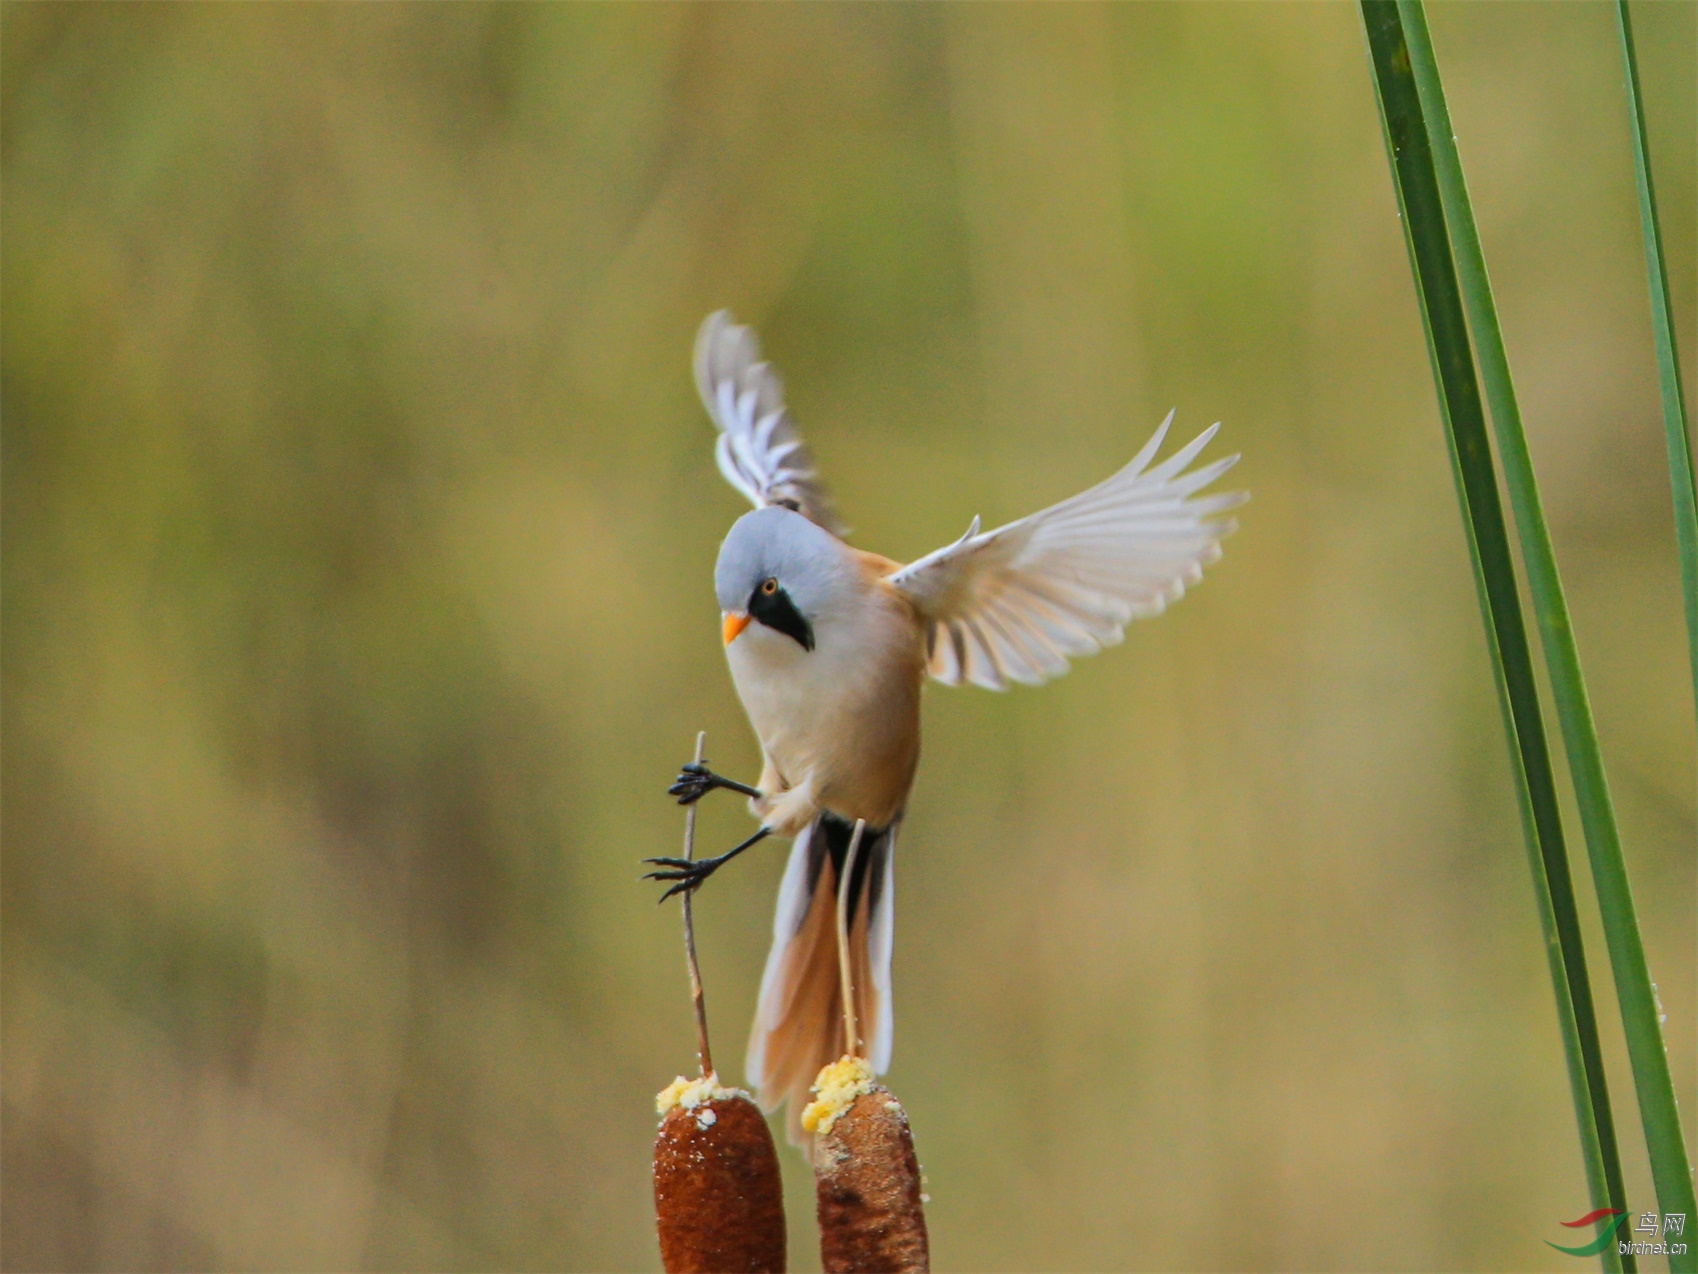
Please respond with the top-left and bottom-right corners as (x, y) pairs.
(667, 761), (761, 806)
(645, 827), (772, 902)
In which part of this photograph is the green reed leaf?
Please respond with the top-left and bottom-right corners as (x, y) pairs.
(1390, 3), (1696, 1267)
(1616, 0), (1698, 720)
(1359, 6), (1637, 1270)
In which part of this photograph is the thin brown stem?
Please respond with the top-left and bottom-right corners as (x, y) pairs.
(680, 731), (713, 1079)
(834, 818), (867, 1061)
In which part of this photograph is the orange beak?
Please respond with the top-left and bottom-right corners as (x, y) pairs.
(722, 611), (752, 645)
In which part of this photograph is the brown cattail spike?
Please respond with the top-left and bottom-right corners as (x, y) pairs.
(810, 1059), (929, 1274)
(654, 1076), (787, 1273)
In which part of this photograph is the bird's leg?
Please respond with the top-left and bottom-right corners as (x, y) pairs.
(645, 826), (772, 902)
(668, 759), (761, 806)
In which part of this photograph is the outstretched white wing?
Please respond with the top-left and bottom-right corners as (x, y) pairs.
(886, 413), (1245, 690)
(695, 311), (844, 535)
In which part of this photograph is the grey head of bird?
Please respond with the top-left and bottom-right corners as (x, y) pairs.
(714, 506), (857, 653)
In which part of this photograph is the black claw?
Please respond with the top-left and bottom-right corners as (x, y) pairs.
(666, 760), (760, 806)
(668, 766), (714, 804)
(644, 825), (771, 904)
(646, 857), (718, 899)
(643, 856), (719, 886)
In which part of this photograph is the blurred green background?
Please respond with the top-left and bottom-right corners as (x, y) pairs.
(3, 3), (1693, 1270)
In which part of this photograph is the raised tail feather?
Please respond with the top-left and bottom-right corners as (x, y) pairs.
(746, 812), (896, 1152)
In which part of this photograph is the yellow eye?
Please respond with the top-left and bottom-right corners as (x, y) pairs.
(760, 578), (778, 596)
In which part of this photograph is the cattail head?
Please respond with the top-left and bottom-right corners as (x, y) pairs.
(810, 1059), (929, 1273)
(653, 1075), (787, 1274)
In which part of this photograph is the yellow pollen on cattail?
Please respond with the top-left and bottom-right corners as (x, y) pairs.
(801, 1055), (876, 1135)
(654, 1072), (743, 1117)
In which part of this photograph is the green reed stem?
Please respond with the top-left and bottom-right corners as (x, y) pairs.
(1616, 0), (1698, 719)
(1360, 7), (1632, 1269)
(1391, 6), (1697, 1258)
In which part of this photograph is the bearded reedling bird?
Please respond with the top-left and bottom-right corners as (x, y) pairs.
(646, 311), (1245, 1145)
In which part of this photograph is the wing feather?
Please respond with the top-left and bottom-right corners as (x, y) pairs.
(887, 413), (1246, 688)
(696, 311), (844, 534)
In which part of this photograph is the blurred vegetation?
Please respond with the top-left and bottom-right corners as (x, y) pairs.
(2, 4), (1692, 1271)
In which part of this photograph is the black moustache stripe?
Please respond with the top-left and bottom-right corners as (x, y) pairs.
(748, 583), (814, 651)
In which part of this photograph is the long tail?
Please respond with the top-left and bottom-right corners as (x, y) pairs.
(746, 811), (897, 1151)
